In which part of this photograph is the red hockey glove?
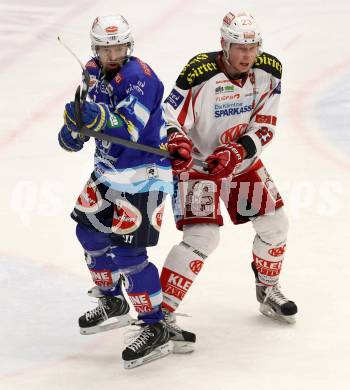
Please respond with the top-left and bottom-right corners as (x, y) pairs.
(167, 131), (194, 174)
(205, 142), (245, 178)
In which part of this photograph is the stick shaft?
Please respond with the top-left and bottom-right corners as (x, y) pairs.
(78, 126), (207, 168)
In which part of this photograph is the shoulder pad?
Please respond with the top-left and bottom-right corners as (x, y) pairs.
(253, 52), (282, 79)
(176, 52), (220, 90)
(135, 58), (153, 78)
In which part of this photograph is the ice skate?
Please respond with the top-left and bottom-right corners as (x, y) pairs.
(255, 283), (297, 324)
(122, 321), (173, 369)
(79, 293), (133, 335)
(251, 262), (297, 324)
(162, 308), (196, 353)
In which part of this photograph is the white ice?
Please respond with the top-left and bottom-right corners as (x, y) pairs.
(0, 0), (349, 389)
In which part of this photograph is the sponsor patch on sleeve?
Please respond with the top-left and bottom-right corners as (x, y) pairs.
(255, 115), (277, 125)
(165, 89), (185, 110)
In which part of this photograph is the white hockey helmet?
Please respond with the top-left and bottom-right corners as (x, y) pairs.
(220, 11), (262, 58)
(90, 14), (134, 57)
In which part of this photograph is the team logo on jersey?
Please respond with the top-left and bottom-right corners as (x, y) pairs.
(111, 199), (142, 235)
(151, 202), (165, 232)
(220, 123), (248, 143)
(75, 178), (103, 213)
(189, 260), (204, 275)
(165, 89), (185, 109)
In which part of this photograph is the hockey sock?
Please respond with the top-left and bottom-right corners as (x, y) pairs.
(252, 234), (286, 286)
(124, 262), (164, 324)
(110, 246), (163, 324)
(160, 242), (206, 312)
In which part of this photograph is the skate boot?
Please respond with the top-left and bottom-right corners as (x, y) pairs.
(79, 294), (133, 335)
(162, 308), (196, 353)
(251, 262), (297, 324)
(122, 321), (173, 369)
(256, 283), (298, 324)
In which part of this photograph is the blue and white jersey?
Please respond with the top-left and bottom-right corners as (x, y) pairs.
(84, 56), (173, 194)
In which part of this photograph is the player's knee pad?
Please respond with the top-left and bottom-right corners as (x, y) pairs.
(109, 246), (148, 273)
(252, 207), (289, 246)
(183, 223), (220, 255)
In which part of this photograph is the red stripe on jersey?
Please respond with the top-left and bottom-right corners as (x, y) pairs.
(251, 103), (265, 121)
(250, 91), (269, 119)
(177, 89), (192, 127)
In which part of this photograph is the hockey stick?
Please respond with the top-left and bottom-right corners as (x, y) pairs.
(57, 36), (90, 108)
(73, 86), (207, 167)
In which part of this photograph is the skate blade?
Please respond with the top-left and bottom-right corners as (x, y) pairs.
(124, 341), (174, 369)
(259, 303), (296, 324)
(172, 340), (195, 354)
(80, 314), (136, 335)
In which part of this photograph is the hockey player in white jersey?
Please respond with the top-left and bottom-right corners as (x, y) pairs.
(160, 11), (298, 347)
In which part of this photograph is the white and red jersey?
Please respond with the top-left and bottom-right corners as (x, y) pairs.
(164, 51), (282, 175)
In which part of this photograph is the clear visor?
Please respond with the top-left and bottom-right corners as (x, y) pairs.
(94, 43), (132, 64)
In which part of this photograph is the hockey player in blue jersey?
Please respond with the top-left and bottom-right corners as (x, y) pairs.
(58, 14), (174, 368)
